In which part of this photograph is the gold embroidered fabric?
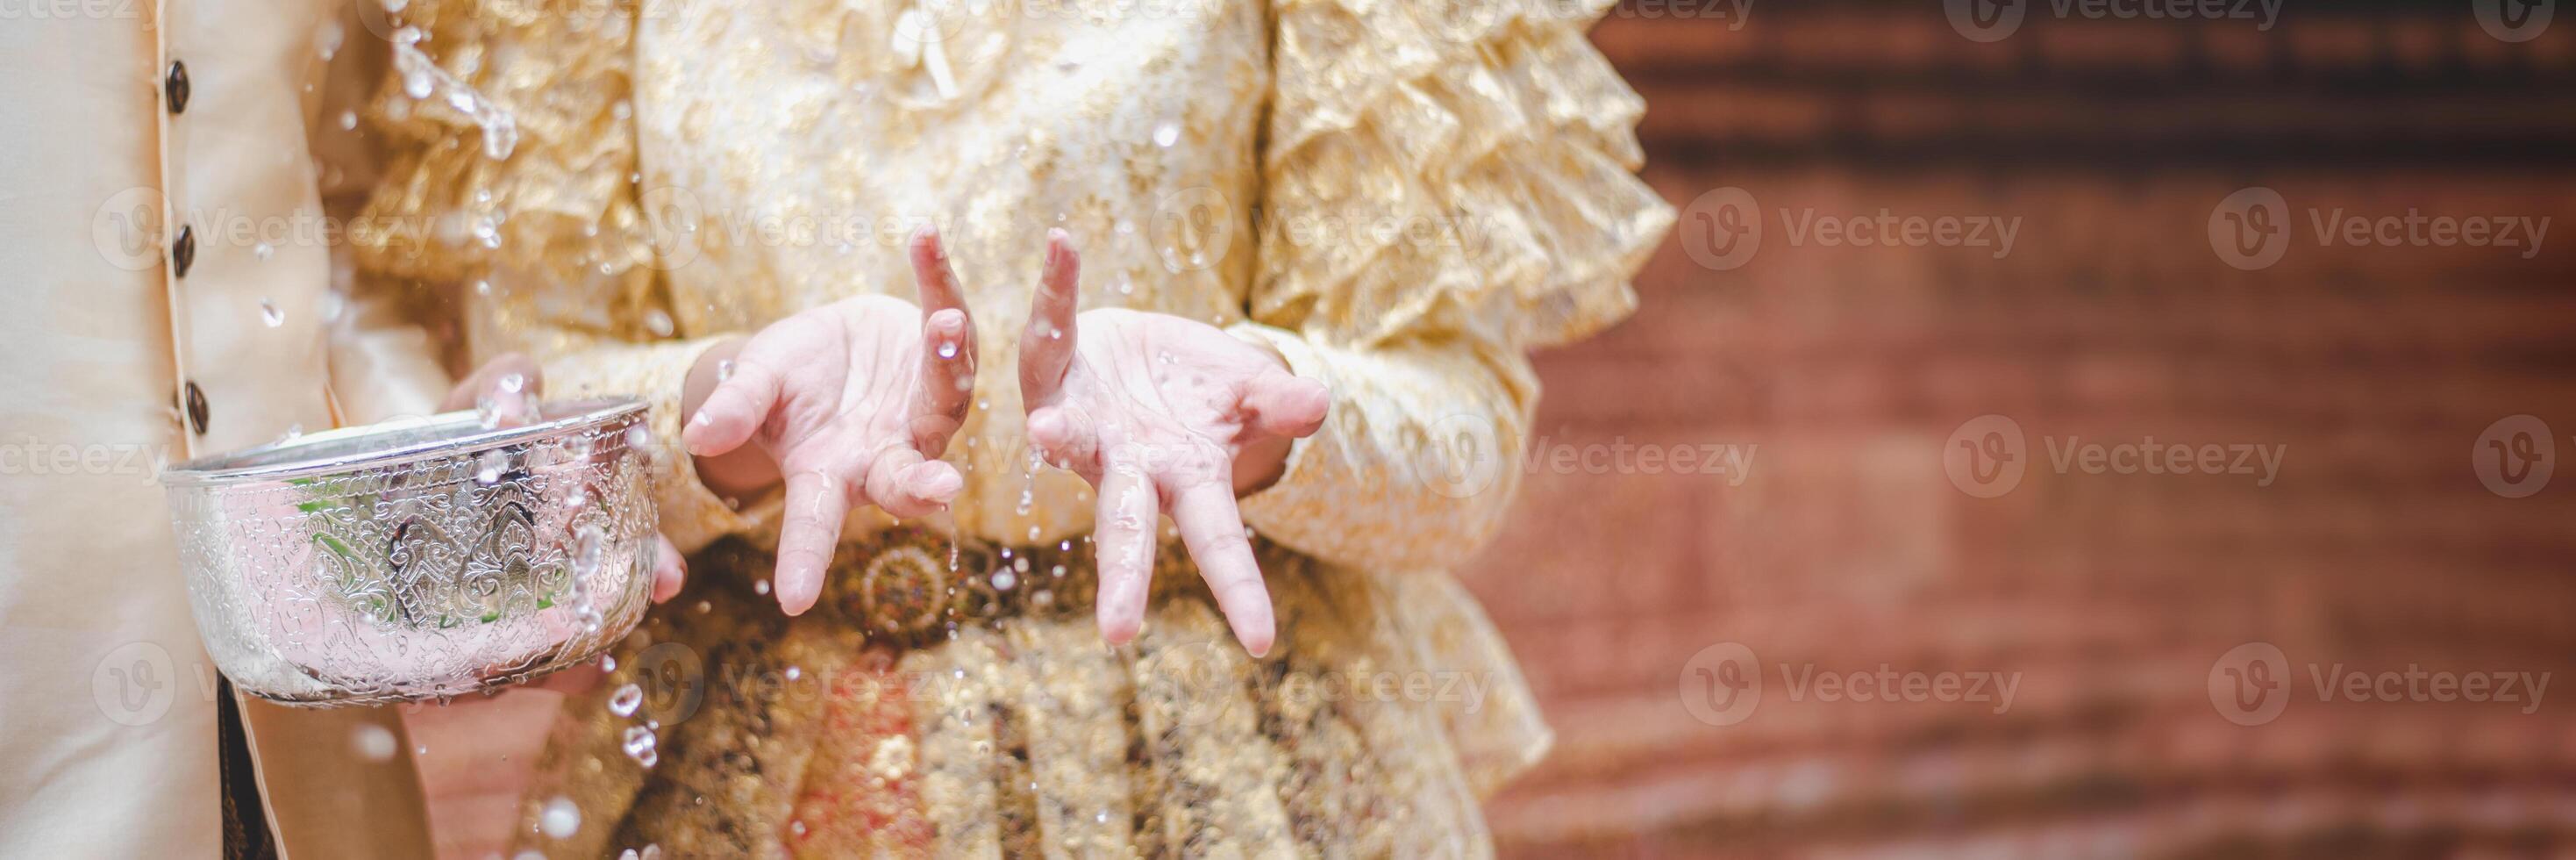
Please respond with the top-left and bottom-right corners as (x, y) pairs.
(350, 0), (1669, 852)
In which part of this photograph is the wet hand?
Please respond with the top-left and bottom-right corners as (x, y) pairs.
(679, 226), (979, 615)
(1016, 230), (1330, 656)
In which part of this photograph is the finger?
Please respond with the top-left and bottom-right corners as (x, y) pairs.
(649, 535), (686, 604)
(774, 469), (852, 616)
(911, 308), (974, 452)
(1091, 457), (1160, 646)
(441, 352), (545, 424)
(683, 359), (782, 458)
(1240, 368), (1330, 440)
(1019, 229), (1080, 405)
(1026, 405), (1101, 476)
(1170, 481), (1274, 656)
(907, 226), (971, 317)
(860, 444), (964, 519)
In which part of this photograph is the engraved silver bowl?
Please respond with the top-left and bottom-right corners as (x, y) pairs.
(161, 398), (658, 706)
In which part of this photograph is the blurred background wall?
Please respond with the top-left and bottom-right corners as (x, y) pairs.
(1466, 2), (2576, 856)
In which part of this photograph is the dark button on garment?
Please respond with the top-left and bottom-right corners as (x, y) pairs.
(165, 61), (189, 114)
(172, 224), (195, 277)
(183, 381), (209, 435)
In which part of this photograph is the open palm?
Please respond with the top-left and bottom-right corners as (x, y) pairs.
(1018, 231), (1329, 656)
(681, 228), (978, 614)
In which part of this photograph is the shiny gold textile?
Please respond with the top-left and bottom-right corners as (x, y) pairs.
(353, 0), (1669, 852)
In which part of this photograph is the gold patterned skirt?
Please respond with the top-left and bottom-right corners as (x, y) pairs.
(510, 527), (1549, 857)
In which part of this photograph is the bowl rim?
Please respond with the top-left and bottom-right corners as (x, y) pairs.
(161, 397), (648, 488)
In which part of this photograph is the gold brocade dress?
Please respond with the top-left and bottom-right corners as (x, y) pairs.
(354, 0), (1671, 854)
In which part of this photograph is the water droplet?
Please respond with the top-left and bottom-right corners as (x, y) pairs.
(1050, 563), (1067, 578)
(645, 310), (674, 337)
(623, 423), (653, 461)
(1152, 120), (1181, 148)
(715, 359), (735, 382)
(253, 243), (275, 262)
(315, 18), (345, 61)
(351, 724), (396, 762)
(622, 726), (659, 766)
(574, 526), (606, 575)
(1157, 351), (1176, 365)
(937, 340), (959, 360)
(540, 796), (582, 838)
(475, 397), (503, 429)
(338, 110), (358, 130)
(785, 665), (803, 681)
(754, 578), (772, 595)
(609, 683), (643, 717)
(259, 299), (283, 327)
(599, 654), (617, 672)
(475, 449), (508, 484)
(992, 569), (1017, 591)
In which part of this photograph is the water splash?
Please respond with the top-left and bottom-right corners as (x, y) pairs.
(539, 796), (582, 838)
(622, 725), (660, 767)
(475, 450), (508, 485)
(389, 30), (519, 160)
(608, 683), (643, 717)
(350, 724), (396, 762)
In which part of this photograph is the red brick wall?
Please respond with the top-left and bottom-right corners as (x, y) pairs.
(1471, 8), (2576, 856)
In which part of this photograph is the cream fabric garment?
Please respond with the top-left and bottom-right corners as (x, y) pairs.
(0, 2), (446, 856)
(348, 0), (1672, 853)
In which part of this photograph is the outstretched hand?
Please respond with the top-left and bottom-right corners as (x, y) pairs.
(1017, 230), (1330, 656)
(680, 226), (980, 615)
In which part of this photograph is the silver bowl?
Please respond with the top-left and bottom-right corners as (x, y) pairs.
(161, 398), (659, 706)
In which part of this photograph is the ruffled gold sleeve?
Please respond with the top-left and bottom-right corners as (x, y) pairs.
(1235, 0), (1673, 571)
(350, 0), (774, 553)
